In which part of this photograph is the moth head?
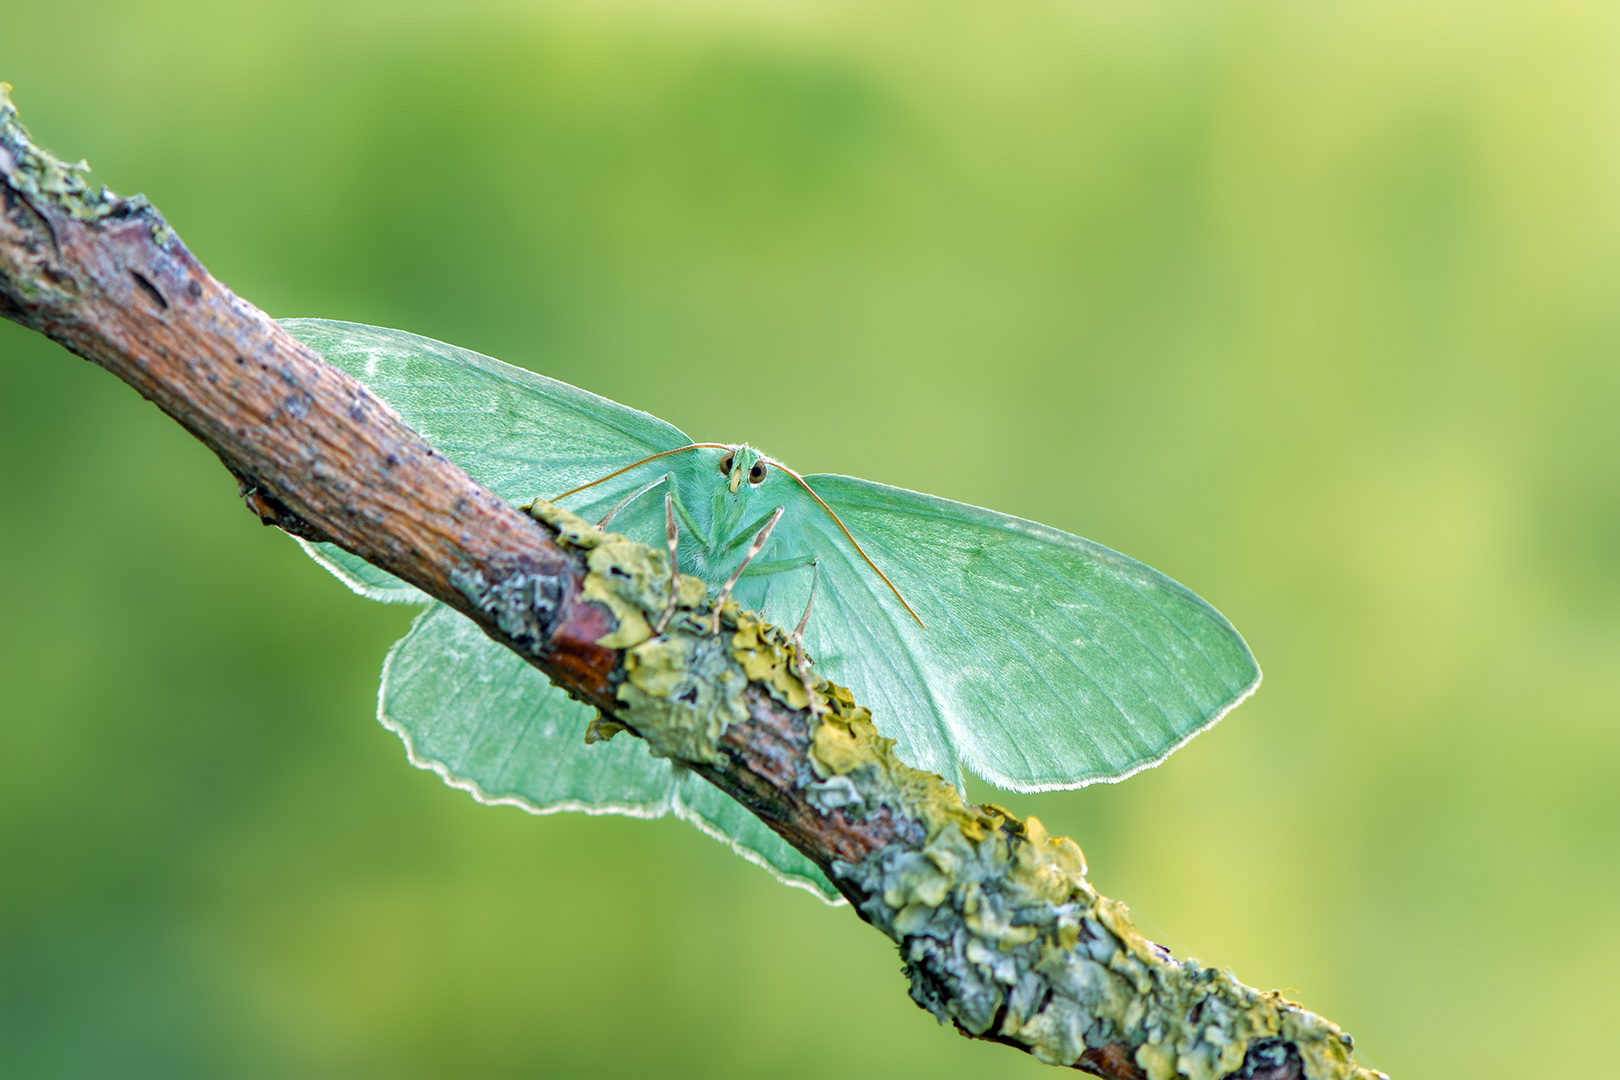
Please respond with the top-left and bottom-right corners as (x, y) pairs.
(718, 444), (769, 494)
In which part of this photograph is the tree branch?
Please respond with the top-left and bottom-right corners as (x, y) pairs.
(0, 86), (1383, 1080)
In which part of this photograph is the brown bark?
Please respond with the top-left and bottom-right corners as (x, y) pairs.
(1, 100), (933, 923)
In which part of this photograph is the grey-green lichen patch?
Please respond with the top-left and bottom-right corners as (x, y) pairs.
(520, 498), (1381, 1078)
(0, 84), (144, 224)
(449, 559), (563, 657)
(816, 699), (1383, 1079)
(619, 632), (752, 763)
(807, 686), (995, 841)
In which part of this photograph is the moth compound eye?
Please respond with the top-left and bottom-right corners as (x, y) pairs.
(749, 461), (768, 485)
(718, 451), (735, 475)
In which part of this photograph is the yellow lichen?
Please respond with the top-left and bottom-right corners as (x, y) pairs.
(525, 499), (748, 764)
(527, 499), (707, 651)
(618, 631), (749, 763)
(584, 715), (628, 743)
(728, 610), (820, 712)
(814, 668), (1380, 1079)
(580, 573), (653, 649)
(806, 687), (1008, 845)
(526, 500), (610, 550)
(522, 497), (1381, 1080)
(0, 84), (126, 223)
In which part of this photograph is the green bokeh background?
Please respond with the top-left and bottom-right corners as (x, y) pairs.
(3, 2), (1617, 1077)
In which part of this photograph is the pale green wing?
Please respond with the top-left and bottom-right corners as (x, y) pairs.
(732, 552), (963, 789)
(793, 475), (1261, 792)
(383, 603), (841, 902)
(282, 321), (837, 900)
(382, 603), (675, 814)
(280, 319), (692, 500)
(672, 774), (836, 902)
(294, 537), (425, 604)
(280, 319), (695, 580)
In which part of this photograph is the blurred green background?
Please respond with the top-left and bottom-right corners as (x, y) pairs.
(2, 2), (1617, 1077)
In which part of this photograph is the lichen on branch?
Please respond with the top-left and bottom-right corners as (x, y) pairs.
(818, 718), (1369, 1080)
(0, 85), (1383, 1080)
(491, 503), (1382, 1080)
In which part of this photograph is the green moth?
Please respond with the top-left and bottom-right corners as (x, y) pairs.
(282, 320), (1260, 902)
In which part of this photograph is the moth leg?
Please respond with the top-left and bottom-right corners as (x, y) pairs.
(791, 560), (824, 713)
(654, 493), (680, 635)
(790, 558), (821, 650)
(662, 472), (708, 550)
(596, 474), (666, 527)
(712, 506), (784, 634)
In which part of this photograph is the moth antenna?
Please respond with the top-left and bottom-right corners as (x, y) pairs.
(766, 460), (926, 629)
(712, 506), (784, 635)
(552, 443), (733, 502)
(654, 493), (680, 635)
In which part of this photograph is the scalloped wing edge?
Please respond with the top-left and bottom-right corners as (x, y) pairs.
(296, 537), (428, 605)
(375, 610), (673, 819)
(804, 471), (1263, 792)
(961, 668), (1263, 794)
(376, 609), (845, 904)
(671, 784), (845, 906)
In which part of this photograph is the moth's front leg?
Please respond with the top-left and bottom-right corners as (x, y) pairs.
(662, 471), (709, 552)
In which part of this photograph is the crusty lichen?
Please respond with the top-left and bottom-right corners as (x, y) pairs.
(809, 700), (1384, 1080)
(729, 610), (820, 712)
(514, 497), (1384, 1079)
(526, 500), (755, 763)
(0, 84), (148, 225)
